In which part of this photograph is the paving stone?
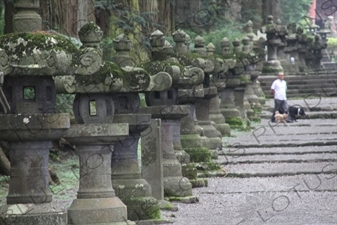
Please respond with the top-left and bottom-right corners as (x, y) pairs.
(217, 153), (337, 164)
(225, 162), (337, 177)
(161, 97), (337, 225)
(220, 146), (337, 155)
(161, 191), (337, 225)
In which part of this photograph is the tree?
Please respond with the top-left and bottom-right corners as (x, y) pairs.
(262, 0), (280, 24)
(4, 0), (95, 37)
(279, 0), (313, 26)
(0, 1), (4, 34)
(241, 0), (263, 29)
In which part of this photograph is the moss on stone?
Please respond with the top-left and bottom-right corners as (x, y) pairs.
(0, 32), (79, 65)
(250, 116), (261, 122)
(139, 93), (147, 107)
(190, 178), (208, 188)
(180, 133), (203, 147)
(78, 21), (99, 37)
(75, 61), (123, 86)
(173, 52), (200, 66)
(252, 107), (262, 114)
(123, 197), (161, 220)
(261, 66), (284, 74)
(139, 60), (184, 76)
(75, 61), (150, 90)
(182, 164), (197, 179)
(265, 24), (276, 32)
(226, 116), (246, 126)
(183, 147), (212, 163)
(189, 161), (221, 170)
(164, 196), (198, 203)
(239, 77), (251, 83)
(160, 202), (176, 210)
(226, 116), (251, 131)
(122, 67), (150, 90)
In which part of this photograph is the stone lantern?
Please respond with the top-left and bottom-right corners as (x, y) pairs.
(244, 20), (259, 47)
(318, 20), (331, 44)
(219, 37), (243, 130)
(109, 32), (174, 221)
(0, 1), (70, 224)
(297, 33), (309, 72)
(250, 37), (267, 105)
(139, 30), (195, 198)
(306, 35), (327, 71)
(260, 15), (283, 74)
(53, 24), (172, 224)
(191, 36), (224, 157)
(275, 19), (288, 69)
(283, 23), (299, 73)
(194, 35), (207, 57)
(171, 30), (225, 181)
(171, 32), (216, 160)
(231, 38), (252, 122)
(172, 29), (191, 54)
(242, 36), (251, 53)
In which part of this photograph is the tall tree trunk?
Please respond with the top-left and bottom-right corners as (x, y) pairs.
(139, 0), (159, 35)
(4, 1), (14, 34)
(5, 0), (95, 37)
(157, 0), (173, 35)
(241, 0), (263, 29)
(0, 147), (10, 176)
(175, 0), (202, 32)
(262, 0), (280, 24)
(39, 0), (95, 37)
(96, 0), (147, 63)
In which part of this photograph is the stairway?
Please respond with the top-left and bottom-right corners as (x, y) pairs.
(258, 74), (337, 99)
(161, 97), (337, 225)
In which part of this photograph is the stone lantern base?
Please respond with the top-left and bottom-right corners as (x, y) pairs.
(0, 204), (67, 225)
(261, 60), (283, 74)
(68, 198), (133, 225)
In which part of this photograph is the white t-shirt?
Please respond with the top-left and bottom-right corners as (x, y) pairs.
(271, 79), (287, 100)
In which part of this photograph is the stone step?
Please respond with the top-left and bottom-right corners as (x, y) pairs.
(224, 137), (337, 148)
(225, 162), (337, 177)
(260, 80), (337, 88)
(263, 89), (337, 98)
(217, 153), (337, 164)
(260, 106), (337, 113)
(260, 111), (337, 119)
(288, 81), (337, 86)
(220, 145), (337, 156)
(322, 62), (337, 69)
(259, 74), (337, 80)
(260, 84), (335, 94)
(259, 81), (337, 87)
(223, 119), (337, 147)
(195, 175), (337, 193)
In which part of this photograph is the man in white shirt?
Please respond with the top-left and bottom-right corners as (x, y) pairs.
(270, 72), (288, 122)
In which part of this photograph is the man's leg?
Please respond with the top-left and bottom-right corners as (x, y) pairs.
(282, 100), (289, 114)
(282, 101), (292, 122)
(271, 99), (282, 122)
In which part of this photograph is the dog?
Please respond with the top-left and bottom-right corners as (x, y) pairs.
(288, 106), (306, 122)
(274, 111), (288, 125)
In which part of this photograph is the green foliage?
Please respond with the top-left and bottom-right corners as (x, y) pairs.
(327, 37), (337, 48)
(240, 0), (263, 25)
(55, 94), (75, 116)
(184, 22), (246, 55)
(95, 1), (162, 62)
(0, 3), (3, 35)
(184, 147), (212, 163)
(280, 0), (313, 26)
(0, 175), (10, 184)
